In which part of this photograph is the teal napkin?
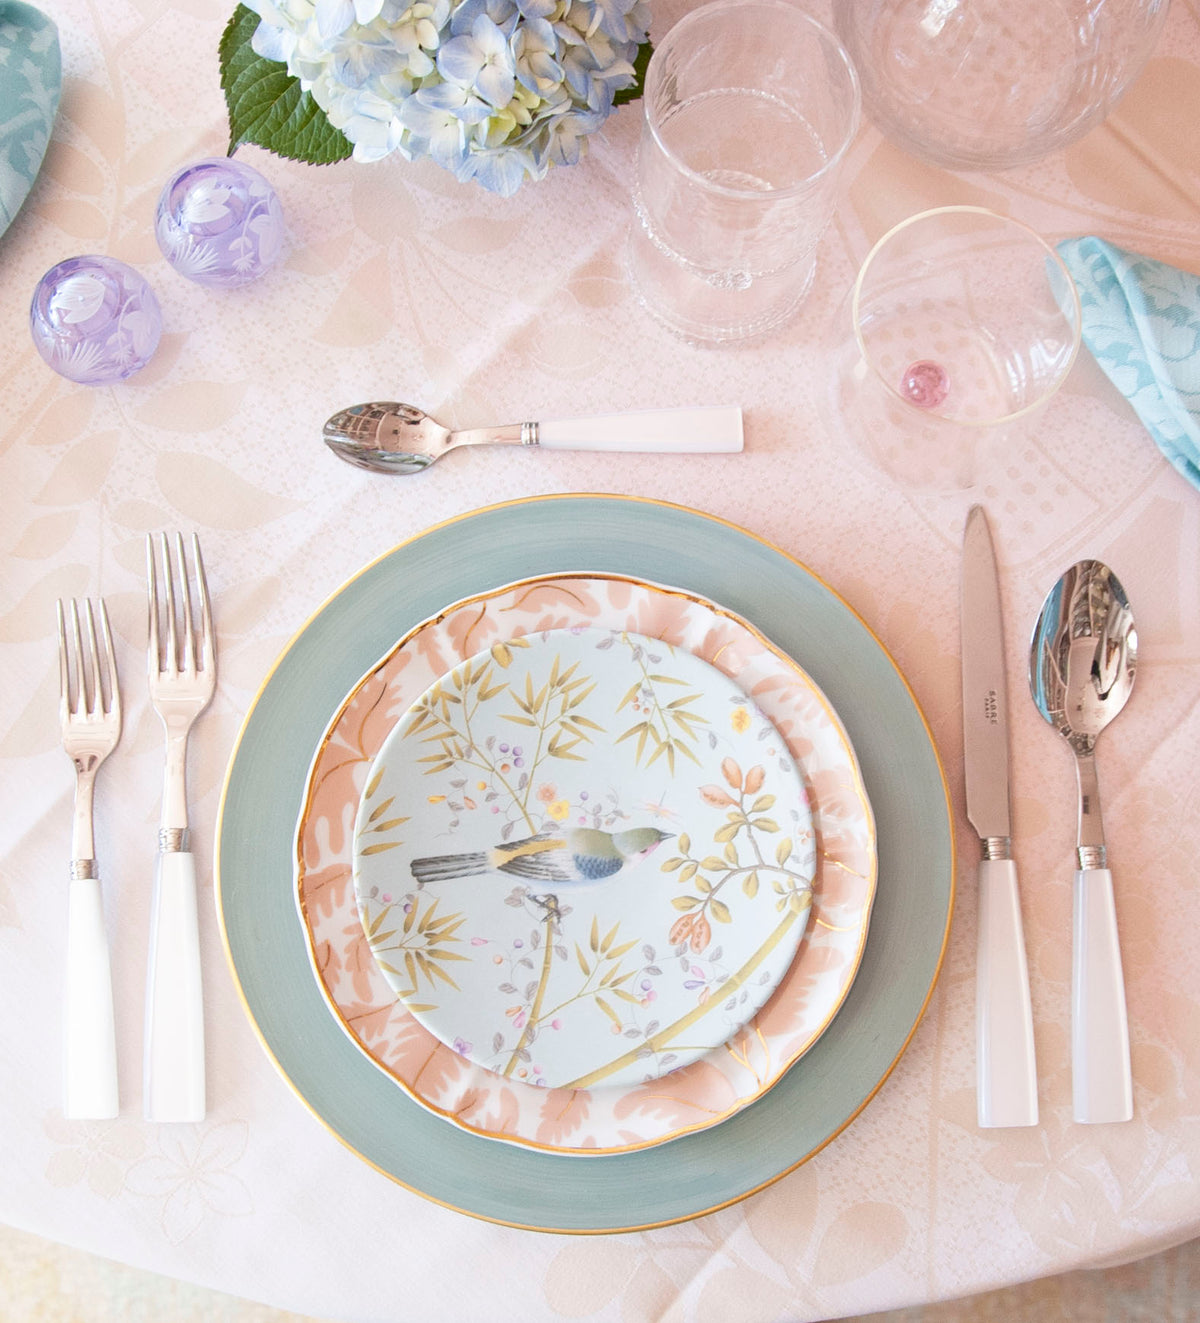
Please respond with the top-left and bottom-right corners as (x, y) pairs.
(0, 1), (61, 235)
(1057, 236), (1200, 492)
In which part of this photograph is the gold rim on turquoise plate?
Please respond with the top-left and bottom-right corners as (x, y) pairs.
(214, 493), (955, 1234)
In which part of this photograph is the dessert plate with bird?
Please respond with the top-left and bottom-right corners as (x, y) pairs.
(351, 626), (817, 1091)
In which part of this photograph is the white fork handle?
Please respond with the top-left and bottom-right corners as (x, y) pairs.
(63, 876), (119, 1119)
(1073, 866), (1133, 1123)
(976, 858), (1038, 1128)
(144, 851), (205, 1122)
(537, 406), (743, 453)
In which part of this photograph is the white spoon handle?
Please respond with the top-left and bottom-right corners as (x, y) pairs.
(1072, 866), (1132, 1123)
(537, 406), (743, 453)
(976, 858), (1038, 1127)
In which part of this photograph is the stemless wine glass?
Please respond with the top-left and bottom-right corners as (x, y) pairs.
(627, 0), (860, 346)
(830, 207), (1082, 490)
(835, 0), (1168, 171)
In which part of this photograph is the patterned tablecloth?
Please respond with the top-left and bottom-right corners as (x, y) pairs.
(2, 0), (1198, 1318)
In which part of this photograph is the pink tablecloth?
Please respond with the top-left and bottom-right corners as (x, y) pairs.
(2, 1), (1199, 1319)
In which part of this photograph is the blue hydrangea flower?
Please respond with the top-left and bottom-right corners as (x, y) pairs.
(242, 0), (649, 194)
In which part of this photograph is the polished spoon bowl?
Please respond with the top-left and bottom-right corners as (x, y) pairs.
(323, 402), (744, 475)
(1030, 558), (1138, 1123)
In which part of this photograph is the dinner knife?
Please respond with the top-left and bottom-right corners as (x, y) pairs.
(961, 505), (1038, 1128)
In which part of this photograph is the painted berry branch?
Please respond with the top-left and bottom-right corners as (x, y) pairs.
(659, 757), (812, 953)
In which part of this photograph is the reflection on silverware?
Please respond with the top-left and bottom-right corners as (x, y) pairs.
(1030, 559), (1138, 1124)
(322, 401), (743, 474)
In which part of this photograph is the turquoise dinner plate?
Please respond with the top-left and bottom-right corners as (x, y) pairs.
(215, 495), (955, 1233)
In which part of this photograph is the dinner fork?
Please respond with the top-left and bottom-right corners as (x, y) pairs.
(144, 533), (215, 1122)
(58, 598), (121, 1120)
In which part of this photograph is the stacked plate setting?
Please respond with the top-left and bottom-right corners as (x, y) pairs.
(297, 575), (877, 1155)
(216, 495), (954, 1231)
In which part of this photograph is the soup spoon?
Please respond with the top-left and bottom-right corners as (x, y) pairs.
(323, 401), (744, 475)
(1030, 559), (1137, 1123)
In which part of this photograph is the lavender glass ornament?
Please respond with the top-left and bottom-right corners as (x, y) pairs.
(155, 157), (284, 288)
(30, 255), (162, 385)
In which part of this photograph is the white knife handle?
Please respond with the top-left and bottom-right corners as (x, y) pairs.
(63, 876), (119, 1119)
(144, 851), (205, 1122)
(1072, 866), (1132, 1123)
(976, 858), (1038, 1128)
(537, 406), (743, 453)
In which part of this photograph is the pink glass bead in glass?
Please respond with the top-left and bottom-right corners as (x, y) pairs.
(900, 360), (950, 409)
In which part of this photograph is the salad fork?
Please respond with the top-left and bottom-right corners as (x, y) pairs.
(144, 533), (215, 1122)
(58, 598), (121, 1120)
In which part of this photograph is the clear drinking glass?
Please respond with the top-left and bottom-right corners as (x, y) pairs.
(835, 0), (1168, 171)
(627, 0), (861, 346)
(830, 207), (1082, 489)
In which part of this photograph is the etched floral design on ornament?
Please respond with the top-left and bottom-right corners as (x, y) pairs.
(29, 256), (162, 384)
(155, 157), (284, 287)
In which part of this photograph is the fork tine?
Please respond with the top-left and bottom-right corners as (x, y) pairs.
(56, 598), (71, 721)
(175, 532), (196, 677)
(83, 600), (103, 717)
(68, 599), (88, 716)
(192, 534), (214, 675)
(161, 533), (179, 676)
(146, 535), (160, 675)
(98, 599), (120, 722)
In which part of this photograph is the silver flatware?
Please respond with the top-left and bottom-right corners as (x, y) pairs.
(961, 506), (1038, 1128)
(1030, 558), (1137, 1123)
(57, 597), (121, 1120)
(144, 533), (215, 1122)
(322, 401), (744, 474)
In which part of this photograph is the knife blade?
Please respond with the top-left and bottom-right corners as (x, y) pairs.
(961, 505), (1038, 1128)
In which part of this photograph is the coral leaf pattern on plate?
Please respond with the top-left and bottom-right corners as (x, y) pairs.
(297, 574), (876, 1153)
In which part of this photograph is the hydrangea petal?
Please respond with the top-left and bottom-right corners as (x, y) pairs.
(250, 19), (294, 61)
(459, 144), (535, 196)
(475, 59), (515, 109)
(438, 34), (485, 84)
(417, 81), (493, 123)
(316, 0), (355, 38)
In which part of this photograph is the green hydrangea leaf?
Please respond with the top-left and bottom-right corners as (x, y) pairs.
(613, 39), (652, 109)
(219, 4), (353, 166)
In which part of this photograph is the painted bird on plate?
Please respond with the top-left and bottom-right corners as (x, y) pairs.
(410, 826), (673, 890)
